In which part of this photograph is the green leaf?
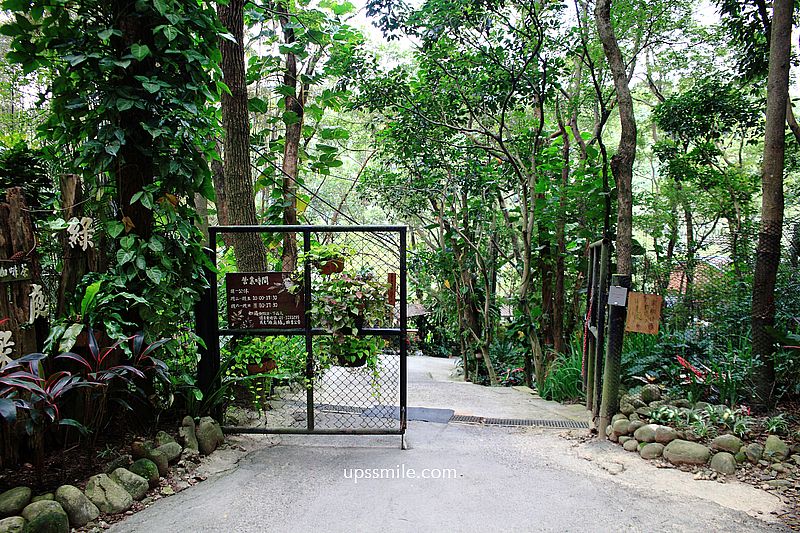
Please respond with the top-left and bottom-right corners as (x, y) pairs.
(248, 97), (268, 113)
(142, 81), (161, 93)
(98, 28), (115, 41)
(283, 110), (300, 126)
(116, 99), (135, 112)
(130, 43), (151, 61)
(107, 221), (125, 238)
(81, 280), (103, 316)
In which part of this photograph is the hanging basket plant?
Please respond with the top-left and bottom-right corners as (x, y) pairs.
(312, 270), (390, 369)
(300, 243), (352, 277)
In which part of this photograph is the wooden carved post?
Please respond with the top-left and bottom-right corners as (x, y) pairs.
(0, 187), (45, 358)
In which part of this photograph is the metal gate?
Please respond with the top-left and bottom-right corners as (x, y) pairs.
(583, 237), (610, 420)
(196, 225), (407, 443)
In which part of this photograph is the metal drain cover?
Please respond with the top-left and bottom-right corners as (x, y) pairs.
(450, 414), (589, 429)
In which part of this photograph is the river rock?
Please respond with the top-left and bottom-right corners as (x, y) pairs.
(0, 488), (31, 517)
(663, 440), (711, 466)
(156, 442), (182, 463)
(196, 417), (224, 455)
(30, 493), (53, 503)
(0, 516), (25, 533)
(612, 419), (630, 436)
(21, 500), (68, 533)
(612, 413), (628, 424)
(673, 398), (692, 408)
(155, 431), (176, 447)
(627, 420), (644, 433)
(633, 424), (658, 443)
(109, 468), (149, 501)
(53, 485), (98, 528)
(640, 384), (661, 404)
(623, 439), (639, 452)
(745, 443), (764, 464)
(710, 434), (743, 454)
(131, 441), (169, 476)
(180, 416), (199, 452)
(620, 403), (635, 415)
(710, 452), (737, 475)
(84, 474), (133, 514)
(764, 435), (790, 462)
(635, 407), (651, 417)
(129, 459), (160, 488)
(640, 443), (665, 460)
(655, 425), (678, 444)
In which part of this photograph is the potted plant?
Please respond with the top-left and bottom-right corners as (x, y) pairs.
(300, 243), (352, 276)
(312, 270), (390, 368)
(231, 337), (279, 375)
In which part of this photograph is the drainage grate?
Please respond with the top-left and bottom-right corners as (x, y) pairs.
(451, 414), (588, 429)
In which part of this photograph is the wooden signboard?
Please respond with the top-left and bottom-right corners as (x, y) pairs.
(625, 292), (663, 335)
(226, 272), (304, 329)
(0, 262), (31, 283)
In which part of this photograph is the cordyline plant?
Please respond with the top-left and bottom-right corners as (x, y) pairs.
(55, 328), (170, 443)
(0, 352), (88, 479)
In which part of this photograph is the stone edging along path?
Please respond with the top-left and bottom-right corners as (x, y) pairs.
(607, 408), (800, 528)
(0, 416), (225, 533)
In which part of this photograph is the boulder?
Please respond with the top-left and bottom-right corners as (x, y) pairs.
(130, 459), (160, 488)
(635, 407), (651, 418)
(663, 440), (711, 466)
(611, 419), (630, 436)
(612, 414), (628, 424)
(0, 488), (31, 517)
(734, 451), (747, 464)
(640, 443), (665, 460)
(180, 416), (199, 452)
(156, 442), (182, 463)
(673, 399), (692, 408)
(131, 441), (169, 476)
(618, 436), (632, 445)
(764, 435), (790, 462)
(54, 485), (99, 528)
(620, 403), (635, 416)
(30, 493), (53, 503)
(640, 384), (661, 404)
(622, 439), (639, 452)
(654, 425), (678, 444)
(0, 516), (25, 533)
(710, 452), (737, 475)
(627, 420), (644, 433)
(196, 417), (224, 456)
(103, 454), (132, 474)
(21, 501), (68, 533)
(109, 468), (149, 501)
(155, 431), (176, 447)
(745, 443), (764, 464)
(711, 434), (743, 454)
(84, 474), (133, 514)
(633, 424), (658, 443)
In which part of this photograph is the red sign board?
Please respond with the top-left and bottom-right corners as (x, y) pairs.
(226, 272), (304, 329)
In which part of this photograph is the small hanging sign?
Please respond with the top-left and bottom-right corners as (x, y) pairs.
(625, 292), (663, 335)
(66, 216), (95, 251)
(608, 286), (628, 307)
(0, 262), (31, 283)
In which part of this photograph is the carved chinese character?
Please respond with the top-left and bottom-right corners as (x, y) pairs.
(0, 331), (14, 368)
(66, 216), (96, 251)
(29, 284), (48, 323)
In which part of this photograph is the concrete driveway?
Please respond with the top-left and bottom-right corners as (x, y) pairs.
(111, 356), (786, 532)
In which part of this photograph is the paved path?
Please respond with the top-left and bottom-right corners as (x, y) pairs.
(112, 356), (786, 532)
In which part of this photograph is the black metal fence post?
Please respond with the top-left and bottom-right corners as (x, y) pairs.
(303, 229), (314, 431)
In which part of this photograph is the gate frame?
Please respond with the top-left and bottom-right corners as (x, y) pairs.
(196, 225), (407, 443)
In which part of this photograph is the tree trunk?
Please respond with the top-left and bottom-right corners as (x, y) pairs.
(279, 5), (303, 272)
(751, 0), (792, 410)
(218, 0), (269, 272)
(595, 0), (637, 276)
